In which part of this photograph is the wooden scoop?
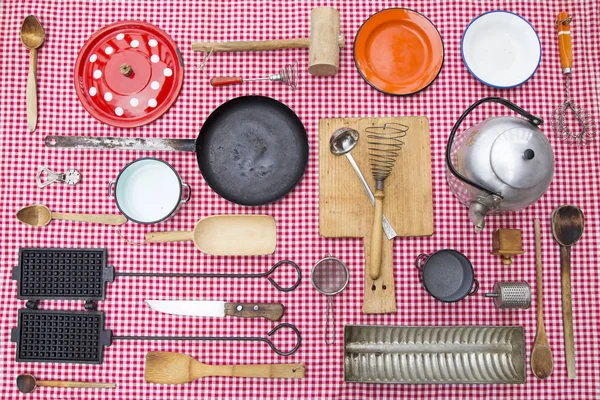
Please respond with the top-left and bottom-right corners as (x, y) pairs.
(144, 352), (305, 384)
(17, 204), (127, 226)
(145, 215), (276, 255)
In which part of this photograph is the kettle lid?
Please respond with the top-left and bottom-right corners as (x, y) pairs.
(490, 126), (554, 189)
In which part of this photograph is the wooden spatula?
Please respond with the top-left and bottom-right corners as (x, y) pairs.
(144, 352), (305, 384)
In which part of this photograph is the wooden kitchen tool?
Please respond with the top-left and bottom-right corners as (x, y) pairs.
(530, 219), (554, 379)
(20, 15), (45, 132)
(17, 374), (115, 393)
(145, 215), (276, 255)
(551, 205), (584, 379)
(192, 7), (344, 76)
(319, 117), (434, 313)
(144, 352), (306, 383)
(16, 204), (126, 226)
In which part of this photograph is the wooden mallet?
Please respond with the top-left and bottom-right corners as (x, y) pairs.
(191, 7), (344, 76)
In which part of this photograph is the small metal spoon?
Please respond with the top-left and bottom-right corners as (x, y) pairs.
(16, 204), (127, 227)
(551, 205), (585, 379)
(20, 15), (45, 132)
(17, 373), (116, 393)
(329, 128), (396, 240)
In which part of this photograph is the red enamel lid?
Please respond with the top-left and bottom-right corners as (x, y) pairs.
(74, 21), (184, 128)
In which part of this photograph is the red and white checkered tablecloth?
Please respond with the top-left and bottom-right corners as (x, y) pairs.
(1, 0), (599, 399)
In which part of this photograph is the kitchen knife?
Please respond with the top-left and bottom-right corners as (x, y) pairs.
(144, 300), (285, 321)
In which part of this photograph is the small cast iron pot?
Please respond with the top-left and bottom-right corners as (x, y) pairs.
(415, 249), (479, 303)
(109, 158), (191, 224)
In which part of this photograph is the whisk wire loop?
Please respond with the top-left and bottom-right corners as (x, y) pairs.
(366, 123), (407, 181)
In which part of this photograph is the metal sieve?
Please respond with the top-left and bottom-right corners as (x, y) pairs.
(311, 255), (349, 345)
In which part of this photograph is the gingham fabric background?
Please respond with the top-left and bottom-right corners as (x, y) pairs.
(1, 0), (599, 399)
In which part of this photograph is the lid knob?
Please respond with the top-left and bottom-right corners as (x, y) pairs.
(119, 63), (134, 77)
(523, 149), (535, 160)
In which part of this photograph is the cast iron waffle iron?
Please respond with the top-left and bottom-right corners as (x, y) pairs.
(11, 308), (301, 363)
(11, 248), (302, 363)
(13, 248), (113, 302)
(12, 248), (301, 304)
(11, 309), (112, 364)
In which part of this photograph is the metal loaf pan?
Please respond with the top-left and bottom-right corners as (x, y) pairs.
(344, 325), (526, 384)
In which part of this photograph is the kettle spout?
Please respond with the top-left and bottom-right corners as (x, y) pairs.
(468, 201), (489, 232)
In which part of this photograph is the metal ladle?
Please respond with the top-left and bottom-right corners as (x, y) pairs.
(329, 128), (396, 239)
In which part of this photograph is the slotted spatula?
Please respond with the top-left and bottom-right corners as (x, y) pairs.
(144, 352), (305, 384)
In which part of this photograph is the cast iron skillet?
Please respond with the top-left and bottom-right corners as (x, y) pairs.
(45, 95), (309, 206)
(196, 95), (308, 206)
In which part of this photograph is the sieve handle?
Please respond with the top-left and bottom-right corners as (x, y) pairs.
(324, 296), (335, 345)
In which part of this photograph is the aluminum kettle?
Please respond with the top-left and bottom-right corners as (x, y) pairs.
(446, 97), (554, 231)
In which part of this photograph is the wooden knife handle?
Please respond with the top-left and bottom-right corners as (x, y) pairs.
(560, 245), (576, 378)
(224, 303), (284, 321)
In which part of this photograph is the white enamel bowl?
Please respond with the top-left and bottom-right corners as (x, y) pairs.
(110, 158), (190, 224)
(461, 11), (541, 88)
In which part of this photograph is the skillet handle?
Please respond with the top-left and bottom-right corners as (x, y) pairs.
(108, 181), (115, 198)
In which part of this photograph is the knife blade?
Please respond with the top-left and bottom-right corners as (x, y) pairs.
(144, 300), (285, 321)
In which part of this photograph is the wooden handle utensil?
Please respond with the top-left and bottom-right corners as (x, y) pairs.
(557, 11), (573, 73)
(145, 352), (305, 384)
(530, 219), (554, 379)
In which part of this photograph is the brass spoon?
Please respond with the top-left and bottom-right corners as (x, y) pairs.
(17, 374), (116, 393)
(16, 204), (127, 227)
(530, 219), (553, 379)
(551, 205), (585, 379)
(20, 15), (45, 132)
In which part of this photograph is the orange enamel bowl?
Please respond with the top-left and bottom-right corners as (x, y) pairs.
(354, 8), (444, 96)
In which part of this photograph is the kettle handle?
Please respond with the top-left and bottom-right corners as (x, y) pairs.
(446, 97), (544, 197)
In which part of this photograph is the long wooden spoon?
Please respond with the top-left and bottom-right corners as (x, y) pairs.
(144, 352), (305, 384)
(20, 15), (45, 132)
(17, 374), (115, 393)
(17, 204), (127, 226)
(530, 219), (553, 379)
(551, 205), (585, 379)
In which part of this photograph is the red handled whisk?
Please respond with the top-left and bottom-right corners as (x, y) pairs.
(210, 62), (298, 90)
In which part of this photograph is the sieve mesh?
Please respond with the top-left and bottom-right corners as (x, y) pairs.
(311, 257), (349, 295)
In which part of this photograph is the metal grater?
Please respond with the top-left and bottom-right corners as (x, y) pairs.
(484, 281), (531, 309)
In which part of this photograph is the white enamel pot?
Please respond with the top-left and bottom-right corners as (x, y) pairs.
(109, 158), (191, 224)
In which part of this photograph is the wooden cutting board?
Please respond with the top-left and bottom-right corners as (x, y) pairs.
(319, 117), (434, 314)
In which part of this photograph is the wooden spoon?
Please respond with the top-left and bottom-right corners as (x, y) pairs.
(144, 352), (305, 384)
(17, 374), (115, 393)
(20, 15), (46, 132)
(551, 205), (585, 379)
(16, 204), (127, 226)
(530, 219), (553, 379)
